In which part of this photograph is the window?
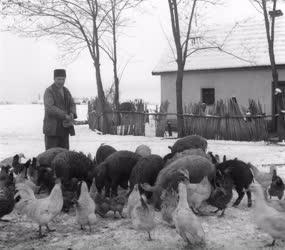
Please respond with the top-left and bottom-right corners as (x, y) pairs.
(201, 88), (215, 105)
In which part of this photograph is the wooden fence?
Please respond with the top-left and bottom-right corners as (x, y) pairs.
(88, 110), (147, 136)
(183, 114), (269, 141)
(87, 110), (269, 141)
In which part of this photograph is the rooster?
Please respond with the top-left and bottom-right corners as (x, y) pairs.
(268, 169), (285, 200)
(74, 181), (97, 232)
(14, 178), (63, 238)
(207, 174), (233, 217)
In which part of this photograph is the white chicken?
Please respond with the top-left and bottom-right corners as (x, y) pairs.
(250, 181), (285, 246)
(173, 170), (205, 246)
(126, 184), (140, 218)
(249, 163), (275, 195)
(14, 178), (63, 238)
(186, 176), (212, 215)
(75, 181), (97, 232)
(131, 194), (156, 241)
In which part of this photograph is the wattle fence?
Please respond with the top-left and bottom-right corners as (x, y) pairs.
(87, 99), (270, 141)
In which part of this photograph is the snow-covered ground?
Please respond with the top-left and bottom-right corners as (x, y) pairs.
(1, 104), (285, 249)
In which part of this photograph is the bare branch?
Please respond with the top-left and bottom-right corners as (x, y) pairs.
(182, 0), (197, 66)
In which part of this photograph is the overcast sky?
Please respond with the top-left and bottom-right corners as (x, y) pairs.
(0, 0), (283, 104)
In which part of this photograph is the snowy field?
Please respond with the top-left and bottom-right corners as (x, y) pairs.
(1, 104), (285, 249)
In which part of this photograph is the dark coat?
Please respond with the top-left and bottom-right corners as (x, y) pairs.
(276, 93), (285, 140)
(43, 83), (77, 136)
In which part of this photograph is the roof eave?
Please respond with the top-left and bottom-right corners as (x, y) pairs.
(152, 64), (285, 75)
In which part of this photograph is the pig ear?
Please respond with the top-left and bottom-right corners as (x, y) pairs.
(46, 168), (53, 172)
(224, 168), (231, 176)
(168, 146), (173, 151)
(219, 187), (227, 196)
(216, 169), (223, 177)
(215, 154), (220, 163)
(223, 155), (226, 162)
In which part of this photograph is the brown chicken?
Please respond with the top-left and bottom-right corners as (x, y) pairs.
(89, 178), (111, 217)
(109, 192), (128, 218)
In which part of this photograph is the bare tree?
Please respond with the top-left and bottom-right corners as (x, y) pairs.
(1, 0), (121, 133)
(252, 0), (280, 85)
(167, 0), (219, 137)
(250, 0), (283, 129)
(101, 0), (144, 115)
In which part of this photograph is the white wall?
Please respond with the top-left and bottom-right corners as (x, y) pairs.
(161, 68), (285, 115)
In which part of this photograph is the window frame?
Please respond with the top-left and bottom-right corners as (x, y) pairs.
(201, 88), (215, 105)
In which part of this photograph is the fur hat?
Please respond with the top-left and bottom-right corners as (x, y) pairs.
(54, 69), (66, 78)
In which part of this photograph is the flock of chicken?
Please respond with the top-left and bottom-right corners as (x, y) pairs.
(0, 135), (285, 248)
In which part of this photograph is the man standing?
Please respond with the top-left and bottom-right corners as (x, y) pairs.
(275, 88), (285, 142)
(43, 69), (77, 150)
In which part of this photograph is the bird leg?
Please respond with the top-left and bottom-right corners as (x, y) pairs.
(46, 224), (56, 232)
(195, 208), (212, 216)
(95, 210), (106, 218)
(38, 225), (46, 238)
(191, 207), (199, 215)
(147, 232), (153, 241)
(210, 208), (220, 213)
(218, 209), (226, 217)
(119, 211), (125, 218)
(80, 225), (85, 231)
(113, 211), (117, 219)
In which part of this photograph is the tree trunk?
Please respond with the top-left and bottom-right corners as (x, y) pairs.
(111, 0), (120, 124)
(262, 0), (279, 131)
(93, 58), (110, 134)
(176, 65), (184, 137)
(112, 27), (120, 122)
